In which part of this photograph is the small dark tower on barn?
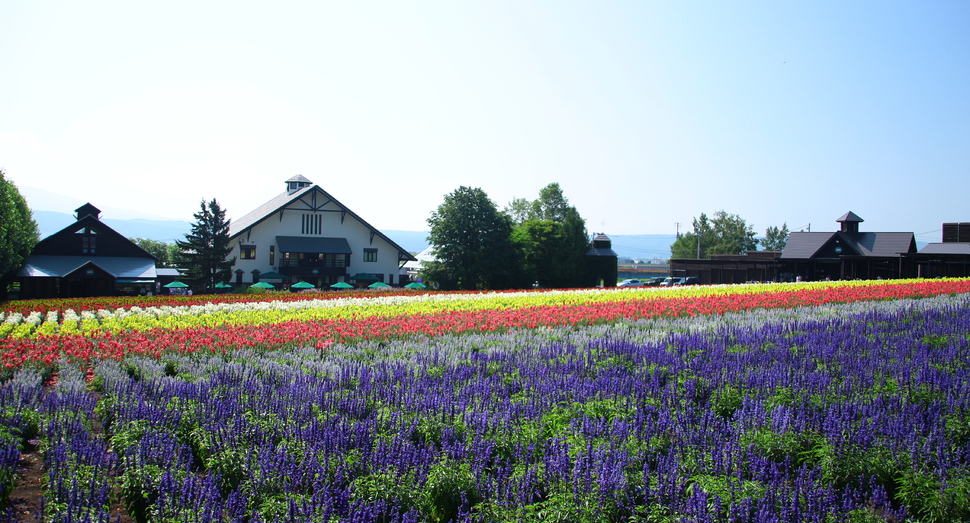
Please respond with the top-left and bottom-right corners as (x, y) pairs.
(75, 203), (102, 221)
(585, 233), (618, 287)
(837, 211), (864, 234)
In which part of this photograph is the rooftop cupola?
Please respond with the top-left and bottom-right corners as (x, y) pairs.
(75, 203), (101, 221)
(286, 174), (313, 194)
(837, 211), (863, 234)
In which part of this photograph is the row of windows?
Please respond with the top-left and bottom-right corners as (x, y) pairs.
(239, 245), (377, 263)
(282, 252), (349, 268)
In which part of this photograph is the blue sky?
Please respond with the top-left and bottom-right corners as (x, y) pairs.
(2, 1), (967, 244)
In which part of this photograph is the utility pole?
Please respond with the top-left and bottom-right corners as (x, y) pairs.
(675, 222), (681, 238)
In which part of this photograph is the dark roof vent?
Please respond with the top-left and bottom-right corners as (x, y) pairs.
(586, 233), (617, 257)
(286, 174), (313, 194)
(75, 203), (101, 221)
(837, 211), (863, 234)
(942, 223), (970, 243)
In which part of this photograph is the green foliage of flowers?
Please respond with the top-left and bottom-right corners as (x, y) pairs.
(6, 286), (970, 520)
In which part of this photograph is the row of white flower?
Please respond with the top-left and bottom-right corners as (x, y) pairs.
(0, 281), (828, 337)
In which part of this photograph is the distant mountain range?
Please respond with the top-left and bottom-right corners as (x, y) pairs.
(21, 184), (710, 260)
(30, 209), (678, 260)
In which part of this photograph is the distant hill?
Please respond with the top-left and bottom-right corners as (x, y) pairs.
(33, 210), (194, 243)
(33, 210), (431, 251)
(40, 211), (912, 260)
(608, 234), (678, 261)
(29, 211), (678, 259)
(381, 230), (431, 254)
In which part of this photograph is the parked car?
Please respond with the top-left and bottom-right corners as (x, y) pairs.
(617, 279), (644, 287)
(645, 277), (665, 286)
(661, 277), (683, 287)
(676, 276), (701, 285)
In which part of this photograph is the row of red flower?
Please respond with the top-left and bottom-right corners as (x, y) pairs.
(3, 279), (969, 369)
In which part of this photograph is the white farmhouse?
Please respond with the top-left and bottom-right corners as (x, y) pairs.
(227, 175), (417, 288)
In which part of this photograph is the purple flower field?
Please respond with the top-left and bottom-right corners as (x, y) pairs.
(2, 293), (970, 522)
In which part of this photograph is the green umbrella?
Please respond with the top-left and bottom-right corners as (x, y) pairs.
(250, 281), (275, 289)
(163, 281), (189, 288)
(368, 281), (390, 288)
(291, 281), (315, 289)
(258, 271), (287, 280)
(330, 281), (354, 289)
(215, 282), (232, 288)
(404, 282), (426, 289)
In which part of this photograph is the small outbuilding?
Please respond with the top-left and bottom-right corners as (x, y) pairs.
(585, 233), (618, 287)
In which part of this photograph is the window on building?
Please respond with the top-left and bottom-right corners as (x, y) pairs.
(81, 235), (96, 254)
(364, 248), (377, 263)
(77, 227), (97, 254)
(269, 245), (275, 266)
(241, 245), (257, 260)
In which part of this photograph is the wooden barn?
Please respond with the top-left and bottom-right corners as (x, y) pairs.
(779, 212), (916, 281)
(17, 203), (158, 298)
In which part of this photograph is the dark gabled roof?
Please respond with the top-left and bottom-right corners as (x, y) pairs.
(32, 214), (158, 260)
(919, 243), (970, 255)
(586, 233), (617, 257)
(839, 231), (916, 257)
(836, 211), (864, 223)
(779, 232), (832, 259)
(276, 236), (352, 254)
(781, 231), (916, 259)
(228, 184), (416, 262)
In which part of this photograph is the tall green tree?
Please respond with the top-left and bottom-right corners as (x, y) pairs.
(670, 210), (757, 259)
(173, 199), (235, 292)
(511, 219), (558, 288)
(531, 183), (571, 223)
(508, 183), (589, 288)
(129, 237), (172, 266)
(761, 223), (790, 251)
(424, 186), (517, 290)
(0, 170), (40, 296)
(504, 197), (536, 225)
(550, 206), (590, 287)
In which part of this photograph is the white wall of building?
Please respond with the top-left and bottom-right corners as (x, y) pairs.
(230, 195), (405, 285)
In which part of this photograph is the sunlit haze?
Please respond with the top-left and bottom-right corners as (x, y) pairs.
(3, 1), (967, 245)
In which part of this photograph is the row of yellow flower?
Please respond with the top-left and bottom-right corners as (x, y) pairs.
(0, 280), (944, 339)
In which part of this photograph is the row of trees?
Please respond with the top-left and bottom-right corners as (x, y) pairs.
(423, 184), (591, 290)
(669, 210), (789, 259)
